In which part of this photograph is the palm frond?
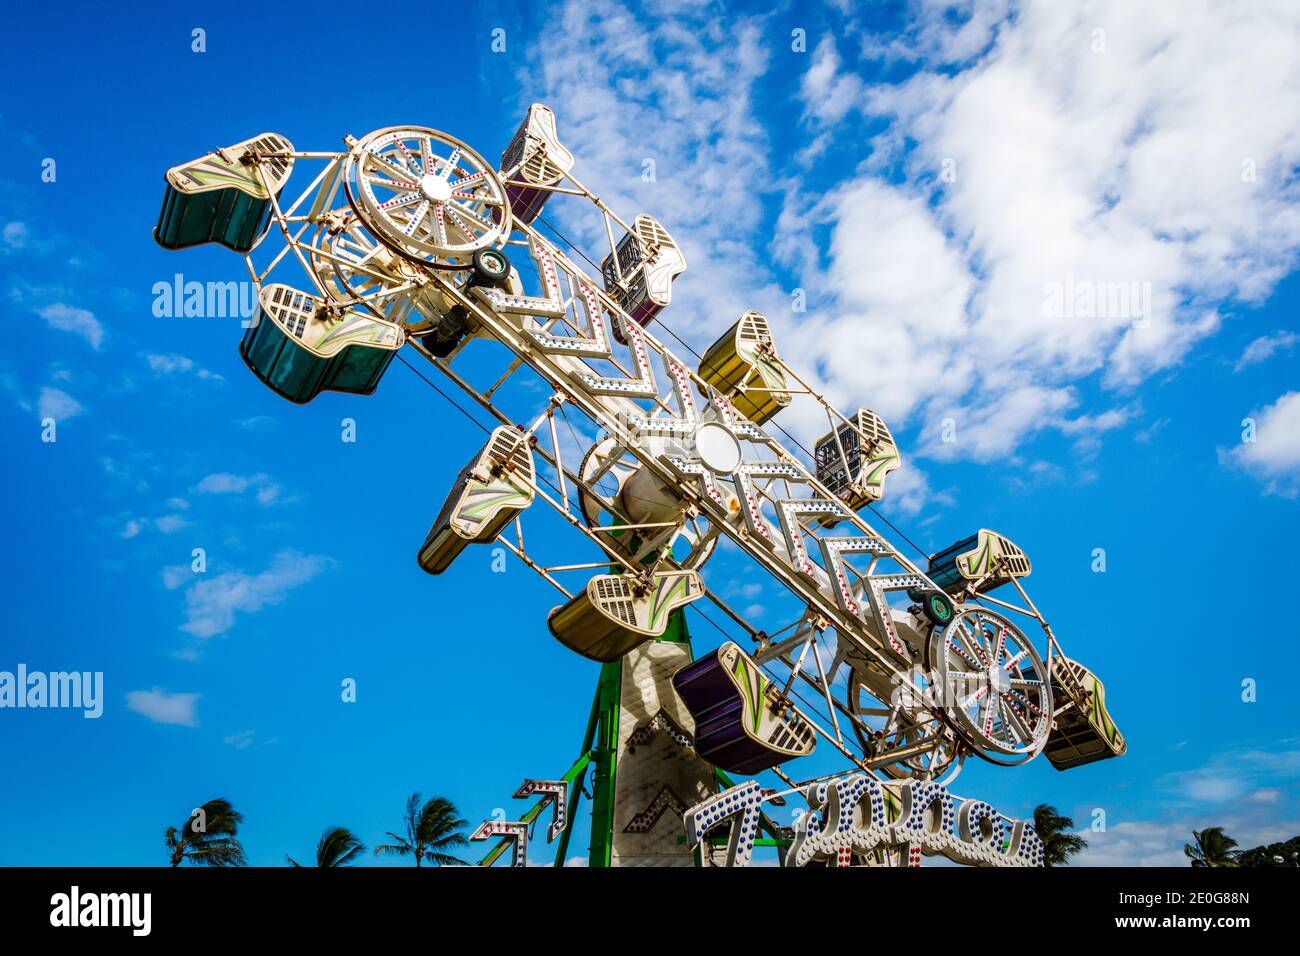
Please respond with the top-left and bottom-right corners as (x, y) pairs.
(317, 826), (366, 867)
(374, 834), (414, 858)
(428, 851), (471, 866)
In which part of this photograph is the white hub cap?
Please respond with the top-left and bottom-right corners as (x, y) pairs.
(695, 422), (742, 475)
(419, 175), (452, 203)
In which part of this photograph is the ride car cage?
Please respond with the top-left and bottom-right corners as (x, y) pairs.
(156, 133), (294, 252)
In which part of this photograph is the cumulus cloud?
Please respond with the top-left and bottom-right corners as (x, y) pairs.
(3, 221), (27, 249)
(162, 565), (190, 590)
(1221, 391), (1300, 496)
(792, 0), (1300, 456)
(1077, 805), (1300, 866)
(125, 687), (199, 726)
(1161, 742), (1300, 806)
(801, 37), (867, 126)
(153, 514), (189, 534)
(523, 0), (787, 341)
(515, 0), (1298, 484)
(143, 353), (223, 381)
(38, 303), (103, 349)
(37, 387), (83, 421)
(193, 472), (283, 505)
(881, 462), (954, 516)
(1076, 740), (1300, 864)
(180, 550), (332, 639)
(1234, 331), (1298, 372)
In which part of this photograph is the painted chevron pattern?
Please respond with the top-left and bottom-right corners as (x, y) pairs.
(647, 573), (691, 631)
(623, 785), (688, 834)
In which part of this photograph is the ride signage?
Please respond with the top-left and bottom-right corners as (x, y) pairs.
(686, 777), (1045, 867)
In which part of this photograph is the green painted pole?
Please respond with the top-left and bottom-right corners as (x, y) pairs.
(587, 659), (622, 867)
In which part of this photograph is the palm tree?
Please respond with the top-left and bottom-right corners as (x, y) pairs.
(374, 792), (469, 867)
(1033, 804), (1087, 866)
(165, 798), (246, 867)
(1236, 836), (1300, 867)
(1185, 827), (1239, 867)
(287, 826), (366, 867)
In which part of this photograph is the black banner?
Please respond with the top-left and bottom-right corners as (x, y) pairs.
(0, 865), (1279, 939)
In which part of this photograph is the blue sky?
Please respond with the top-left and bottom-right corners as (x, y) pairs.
(1, 0), (1298, 867)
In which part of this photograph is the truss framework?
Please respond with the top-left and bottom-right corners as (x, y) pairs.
(152, 116), (1124, 866)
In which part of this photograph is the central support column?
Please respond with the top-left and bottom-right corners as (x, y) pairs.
(586, 610), (716, 867)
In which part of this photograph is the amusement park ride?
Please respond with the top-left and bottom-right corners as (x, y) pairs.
(153, 106), (1126, 867)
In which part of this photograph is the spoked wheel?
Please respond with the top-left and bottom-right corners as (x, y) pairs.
(846, 661), (961, 780)
(927, 606), (1053, 765)
(344, 126), (511, 267)
(577, 436), (719, 571)
(308, 214), (460, 327)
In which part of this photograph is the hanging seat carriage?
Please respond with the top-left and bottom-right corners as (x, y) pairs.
(418, 426), (537, 574)
(499, 104), (574, 225)
(927, 528), (1031, 595)
(673, 641), (817, 774)
(1044, 657), (1127, 770)
(697, 310), (791, 425)
(155, 133), (294, 253)
(814, 407), (902, 515)
(600, 214), (685, 338)
(548, 569), (704, 662)
(240, 284), (405, 404)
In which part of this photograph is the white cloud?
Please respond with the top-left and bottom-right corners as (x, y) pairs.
(1072, 820), (1191, 867)
(792, 0), (1300, 458)
(37, 387), (83, 421)
(861, 0), (1015, 66)
(224, 730), (256, 749)
(515, 0), (1300, 479)
(881, 462), (954, 516)
(162, 565), (190, 590)
(153, 514), (189, 534)
(125, 687), (199, 726)
(120, 519), (142, 540)
(143, 353), (223, 381)
(193, 472), (282, 505)
(101, 456), (148, 492)
(1076, 813), (1300, 867)
(1078, 741), (1300, 864)
(180, 550), (332, 639)
(801, 37), (867, 126)
(777, 179), (976, 430)
(3, 221), (27, 248)
(1222, 391), (1300, 496)
(1134, 417), (1170, 444)
(1235, 331), (1298, 371)
(145, 353), (193, 374)
(38, 303), (102, 349)
(522, 0), (785, 344)
(923, 384), (1077, 462)
(1161, 743), (1300, 806)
